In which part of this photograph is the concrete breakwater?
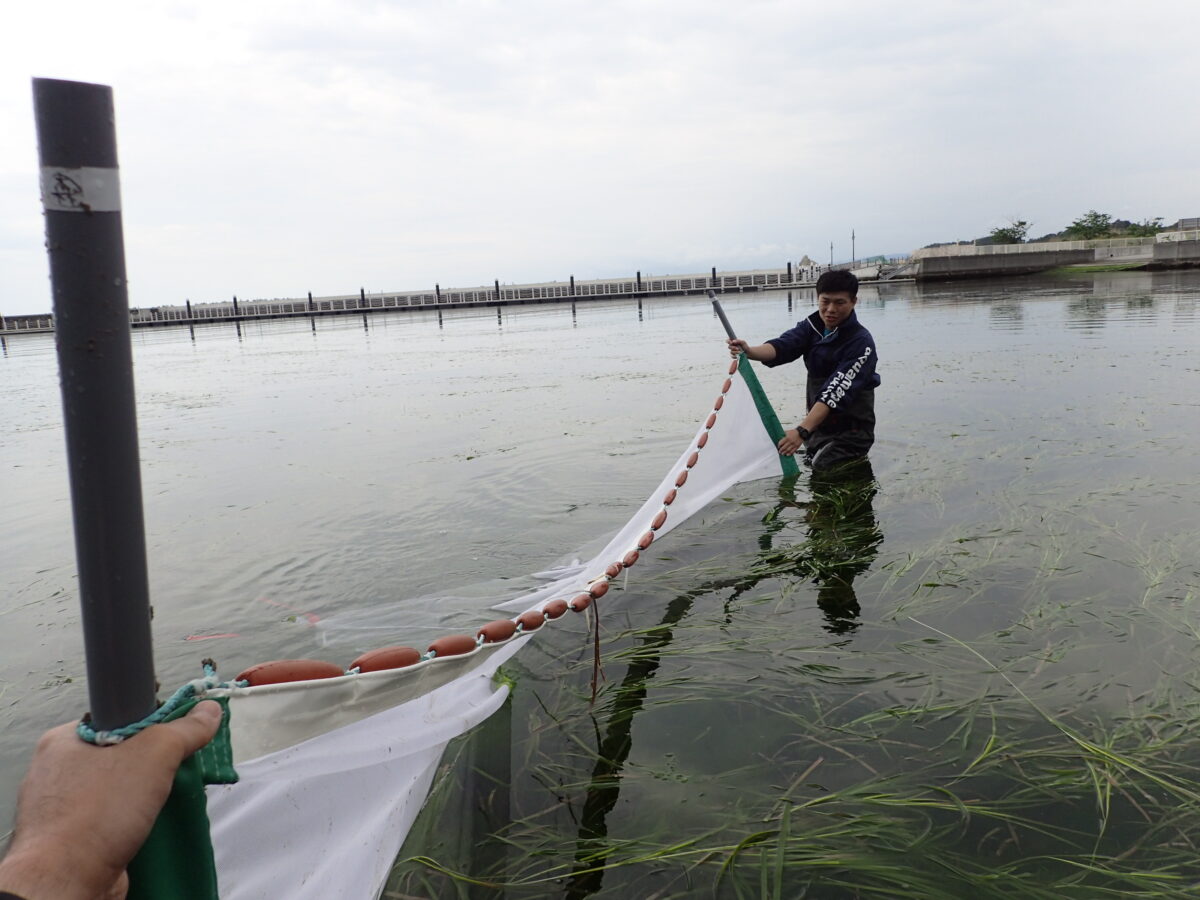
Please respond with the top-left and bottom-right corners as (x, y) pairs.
(911, 232), (1200, 280)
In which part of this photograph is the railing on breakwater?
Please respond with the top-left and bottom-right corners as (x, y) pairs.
(0, 314), (55, 333)
(913, 231), (1200, 259)
(6, 262), (910, 335)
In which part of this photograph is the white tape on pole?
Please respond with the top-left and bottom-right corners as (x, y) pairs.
(40, 166), (122, 212)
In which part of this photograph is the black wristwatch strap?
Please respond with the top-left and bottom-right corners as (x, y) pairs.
(795, 425), (811, 440)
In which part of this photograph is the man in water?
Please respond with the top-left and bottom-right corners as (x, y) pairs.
(728, 269), (880, 472)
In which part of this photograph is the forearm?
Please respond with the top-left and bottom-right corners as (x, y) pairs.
(0, 842), (105, 900)
(776, 402), (832, 456)
(742, 343), (777, 363)
(796, 402), (831, 434)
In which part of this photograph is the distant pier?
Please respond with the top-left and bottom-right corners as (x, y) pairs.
(2, 262), (907, 335)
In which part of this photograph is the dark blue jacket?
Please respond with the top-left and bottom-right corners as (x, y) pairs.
(764, 309), (880, 435)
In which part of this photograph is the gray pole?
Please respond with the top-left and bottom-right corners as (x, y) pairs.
(707, 290), (737, 340)
(32, 78), (157, 731)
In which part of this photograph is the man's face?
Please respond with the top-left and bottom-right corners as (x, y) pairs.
(817, 291), (856, 330)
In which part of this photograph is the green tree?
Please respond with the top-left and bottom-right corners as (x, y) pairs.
(1064, 210), (1113, 240)
(989, 219), (1029, 244)
(1125, 217), (1163, 237)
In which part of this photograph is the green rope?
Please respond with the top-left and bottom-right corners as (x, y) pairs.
(77, 660), (234, 746)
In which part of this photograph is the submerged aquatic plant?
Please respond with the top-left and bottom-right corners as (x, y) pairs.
(387, 438), (1200, 899)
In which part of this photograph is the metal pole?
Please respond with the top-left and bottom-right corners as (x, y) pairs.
(32, 77), (157, 731)
(707, 290), (737, 340)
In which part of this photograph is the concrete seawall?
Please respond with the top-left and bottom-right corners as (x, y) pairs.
(913, 235), (1200, 281)
(915, 248), (1095, 279)
(1150, 239), (1200, 267)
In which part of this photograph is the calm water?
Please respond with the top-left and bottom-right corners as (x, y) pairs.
(2, 272), (1198, 892)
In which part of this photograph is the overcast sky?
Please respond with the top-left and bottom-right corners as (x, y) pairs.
(2, 0), (1198, 316)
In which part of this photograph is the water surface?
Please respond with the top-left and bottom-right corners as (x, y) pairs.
(2, 272), (1197, 894)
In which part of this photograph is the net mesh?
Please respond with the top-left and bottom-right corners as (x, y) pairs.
(205, 355), (794, 900)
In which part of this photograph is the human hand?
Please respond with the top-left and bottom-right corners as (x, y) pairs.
(727, 338), (750, 358)
(0, 700), (222, 900)
(776, 429), (803, 456)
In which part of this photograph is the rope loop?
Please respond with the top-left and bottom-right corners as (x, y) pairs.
(77, 659), (232, 745)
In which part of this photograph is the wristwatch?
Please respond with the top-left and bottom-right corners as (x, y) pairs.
(794, 425), (811, 440)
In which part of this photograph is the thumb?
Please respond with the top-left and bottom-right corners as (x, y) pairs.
(158, 700), (222, 758)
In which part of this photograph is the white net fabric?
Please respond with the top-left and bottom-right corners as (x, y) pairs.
(205, 356), (792, 900)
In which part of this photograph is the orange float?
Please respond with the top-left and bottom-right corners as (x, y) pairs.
(517, 610), (545, 631)
(427, 634), (477, 658)
(349, 646), (421, 673)
(477, 619), (519, 643)
(236, 659), (344, 686)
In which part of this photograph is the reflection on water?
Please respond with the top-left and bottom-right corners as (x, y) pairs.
(1066, 296), (1110, 332)
(988, 302), (1024, 330)
(757, 463), (882, 635)
(390, 467), (890, 899)
(904, 270), (1196, 335)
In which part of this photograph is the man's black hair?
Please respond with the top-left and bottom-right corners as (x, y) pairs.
(815, 269), (859, 298)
